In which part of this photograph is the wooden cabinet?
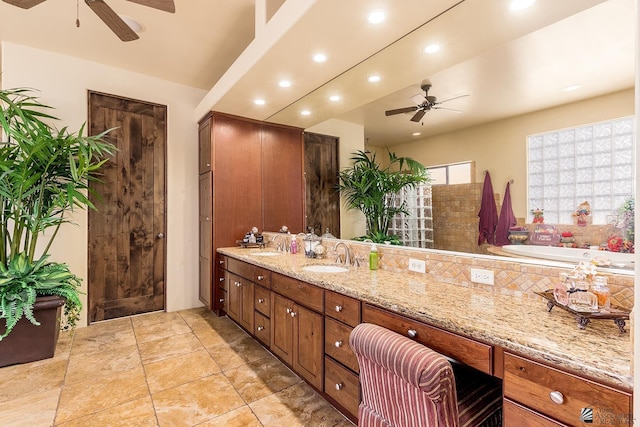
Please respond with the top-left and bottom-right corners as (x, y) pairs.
(198, 112), (303, 313)
(270, 275), (324, 391)
(227, 273), (254, 332)
(504, 352), (632, 426)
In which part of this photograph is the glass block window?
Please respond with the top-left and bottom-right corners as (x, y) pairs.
(388, 183), (434, 248)
(527, 117), (635, 224)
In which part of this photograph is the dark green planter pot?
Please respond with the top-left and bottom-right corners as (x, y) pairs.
(0, 295), (65, 367)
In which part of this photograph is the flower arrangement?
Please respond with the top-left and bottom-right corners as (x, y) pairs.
(572, 201), (591, 226)
(530, 208), (544, 223)
(572, 260), (599, 282)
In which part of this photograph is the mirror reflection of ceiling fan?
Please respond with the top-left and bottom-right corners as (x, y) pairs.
(385, 84), (469, 123)
(2, 0), (175, 42)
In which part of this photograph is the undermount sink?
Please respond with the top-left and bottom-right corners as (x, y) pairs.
(302, 265), (349, 273)
(250, 251), (281, 257)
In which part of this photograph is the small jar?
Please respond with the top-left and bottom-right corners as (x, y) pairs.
(591, 276), (611, 312)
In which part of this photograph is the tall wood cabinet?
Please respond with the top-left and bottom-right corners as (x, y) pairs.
(198, 112), (304, 311)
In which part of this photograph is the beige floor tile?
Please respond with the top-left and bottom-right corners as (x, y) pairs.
(53, 330), (74, 360)
(207, 334), (271, 371)
(190, 321), (230, 347)
(198, 405), (262, 427)
(225, 355), (301, 403)
(70, 318), (136, 356)
(55, 365), (149, 424)
(0, 358), (67, 403)
(65, 344), (141, 384)
(144, 348), (220, 394)
(55, 396), (158, 427)
(178, 307), (215, 326)
(138, 332), (204, 364)
(0, 388), (60, 427)
(133, 316), (191, 344)
(250, 382), (354, 427)
(131, 310), (181, 328)
(152, 374), (245, 427)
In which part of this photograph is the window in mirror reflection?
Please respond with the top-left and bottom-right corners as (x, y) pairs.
(428, 162), (472, 185)
(527, 117), (635, 225)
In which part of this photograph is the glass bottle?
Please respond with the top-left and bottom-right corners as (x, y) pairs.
(591, 276), (611, 312)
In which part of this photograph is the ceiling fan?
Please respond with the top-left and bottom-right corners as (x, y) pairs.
(385, 84), (469, 123)
(2, 0), (175, 42)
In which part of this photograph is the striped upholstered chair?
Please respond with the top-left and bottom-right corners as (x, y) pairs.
(350, 323), (502, 427)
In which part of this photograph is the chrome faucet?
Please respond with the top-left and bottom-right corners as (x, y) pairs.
(333, 242), (352, 266)
(271, 234), (287, 252)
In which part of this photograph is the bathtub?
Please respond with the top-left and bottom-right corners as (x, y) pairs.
(500, 245), (635, 269)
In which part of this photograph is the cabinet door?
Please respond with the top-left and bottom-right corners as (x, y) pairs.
(293, 304), (324, 390)
(270, 293), (293, 365)
(239, 280), (254, 332)
(227, 273), (243, 323)
(198, 172), (212, 307)
(198, 117), (212, 174)
(198, 257), (211, 306)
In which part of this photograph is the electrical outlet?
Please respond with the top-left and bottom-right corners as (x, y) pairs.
(470, 268), (494, 285)
(408, 258), (426, 273)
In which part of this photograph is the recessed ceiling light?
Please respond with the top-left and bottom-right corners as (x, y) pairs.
(254, 99), (266, 105)
(279, 80), (291, 88)
(562, 84), (581, 92)
(412, 132), (421, 136)
(368, 75), (381, 83)
(329, 95), (341, 102)
(367, 10), (386, 24)
(313, 53), (327, 63)
(423, 44), (440, 54)
(301, 110), (311, 116)
(509, 0), (535, 11)
(120, 15), (145, 33)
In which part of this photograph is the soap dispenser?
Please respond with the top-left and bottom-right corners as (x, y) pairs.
(369, 244), (378, 270)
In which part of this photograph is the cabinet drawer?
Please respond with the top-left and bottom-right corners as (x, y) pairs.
(504, 398), (567, 426)
(504, 352), (632, 427)
(325, 356), (360, 418)
(219, 289), (228, 313)
(227, 258), (272, 288)
(254, 312), (270, 346)
(325, 291), (360, 327)
(254, 286), (271, 317)
(362, 304), (493, 375)
(272, 273), (324, 313)
(325, 318), (359, 373)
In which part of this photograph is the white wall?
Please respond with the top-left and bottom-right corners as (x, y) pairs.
(306, 118), (366, 239)
(1, 42), (206, 325)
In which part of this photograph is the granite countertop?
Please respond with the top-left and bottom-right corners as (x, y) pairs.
(217, 246), (633, 390)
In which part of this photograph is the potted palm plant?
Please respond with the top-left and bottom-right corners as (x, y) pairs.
(337, 150), (430, 244)
(0, 88), (115, 366)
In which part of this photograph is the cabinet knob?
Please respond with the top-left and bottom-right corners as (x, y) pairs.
(219, 277), (225, 282)
(335, 340), (343, 348)
(335, 383), (343, 391)
(219, 298), (224, 303)
(206, 217), (210, 221)
(286, 308), (292, 314)
(407, 329), (417, 338)
(549, 391), (564, 405)
(219, 260), (225, 265)
(258, 298), (265, 304)
(157, 233), (165, 239)
(257, 275), (265, 281)
(235, 281), (241, 287)
(206, 163), (210, 167)
(290, 311), (297, 317)
(335, 305), (343, 312)
(257, 326), (265, 331)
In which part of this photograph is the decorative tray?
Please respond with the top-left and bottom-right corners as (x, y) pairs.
(535, 290), (630, 333)
(236, 241), (266, 249)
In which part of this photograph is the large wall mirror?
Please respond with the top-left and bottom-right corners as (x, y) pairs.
(269, 0), (635, 259)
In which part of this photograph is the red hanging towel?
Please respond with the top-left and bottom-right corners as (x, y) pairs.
(478, 172), (498, 245)
(495, 182), (517, 246)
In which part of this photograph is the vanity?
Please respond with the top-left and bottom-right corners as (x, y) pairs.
(216, 245), (633, 426)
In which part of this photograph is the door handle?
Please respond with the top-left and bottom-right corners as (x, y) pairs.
(157, 233), (165, 239)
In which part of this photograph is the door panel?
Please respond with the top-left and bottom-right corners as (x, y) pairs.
(293, 304), (324, 390)
(88, 92), (166, 322)
(270, 293), (293, 365)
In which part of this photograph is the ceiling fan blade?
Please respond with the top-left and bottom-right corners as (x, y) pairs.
(436, 94), (470, 104)
(385, 107), (417, 116)
(2, 0), (46, 9)
(433, 106), (463, 113)
(410, 110), (426, 122)
(85, 0), (139, 41)
(410, 93), (426, 105)
(127, 0), (175, 13)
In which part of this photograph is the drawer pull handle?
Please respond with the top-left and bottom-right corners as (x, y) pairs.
(219, 260), (224, 265)
(335, 341), (343, 348)
(257, 326), (265, 331)
(335, 383), (343, 391)
(407, 329), (417, 338)
(219, 277), (225, 282)
(549, 391), (564, 405)
(335, 305), (343, 312)
(290, 311), (297, 317)
(257, 275), (265, 281)
(258, 298), (265, 304)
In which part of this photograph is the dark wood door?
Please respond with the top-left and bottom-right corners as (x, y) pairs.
(87, 92), (166, 322)
(304, 132), (340, 236)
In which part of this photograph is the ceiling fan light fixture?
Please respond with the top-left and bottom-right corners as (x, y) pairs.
(509, 0), (535, 11)
(120, 15), (144, 33)
(423, 44), (440, 54)
(367, 10), (386, 24)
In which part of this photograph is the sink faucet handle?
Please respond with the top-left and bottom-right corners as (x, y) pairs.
(353, 256), (365, 268)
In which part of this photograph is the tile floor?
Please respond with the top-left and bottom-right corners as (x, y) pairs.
(0, 307), (355, 427)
